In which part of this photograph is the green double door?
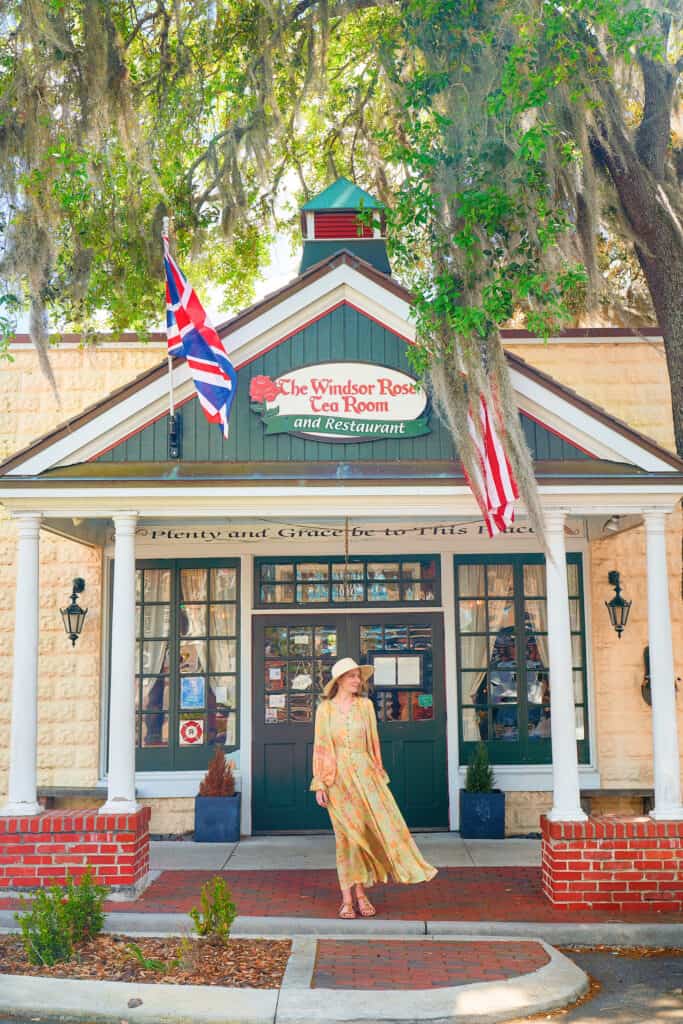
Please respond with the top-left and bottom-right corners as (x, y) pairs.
(252, 613), (448, 832)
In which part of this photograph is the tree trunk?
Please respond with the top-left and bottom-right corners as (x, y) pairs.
(590, 95), (683, 458)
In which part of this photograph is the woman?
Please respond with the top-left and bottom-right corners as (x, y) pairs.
(310, 657), (437, 920)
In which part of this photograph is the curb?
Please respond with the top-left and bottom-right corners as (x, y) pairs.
(2, 909), (683, 946)
(0, 934), (588, 1024)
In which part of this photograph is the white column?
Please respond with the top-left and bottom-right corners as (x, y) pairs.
(1, 513), (42, 816)
(644, 510), (683, 820)
(545, 510), (587, 822)
(101, 513), (140, 813)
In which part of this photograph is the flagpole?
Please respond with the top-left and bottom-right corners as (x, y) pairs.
(163, 217), (181, 459)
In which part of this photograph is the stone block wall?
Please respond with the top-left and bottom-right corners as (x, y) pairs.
(0, 806), (151, 890)
(541, 814), (683, 912)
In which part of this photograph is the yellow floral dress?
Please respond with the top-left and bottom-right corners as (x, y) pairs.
(310, 696), (438, 889)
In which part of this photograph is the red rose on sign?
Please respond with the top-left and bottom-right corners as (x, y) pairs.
(249, 375), (280, 403)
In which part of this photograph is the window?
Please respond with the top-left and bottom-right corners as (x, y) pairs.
(129, 559), (239, 771)
(455, 554), (588, 766)
(255, 556), (439, 607)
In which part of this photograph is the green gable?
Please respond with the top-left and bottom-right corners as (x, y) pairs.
(301, 177), (383, 211)
(96, 304), (590, 466)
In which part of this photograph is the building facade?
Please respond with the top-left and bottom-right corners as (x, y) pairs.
(1, 181), (682, 840)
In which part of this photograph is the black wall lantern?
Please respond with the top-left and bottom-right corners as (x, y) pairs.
(605, 570), (631, 639)
(60, 578), (88, 646)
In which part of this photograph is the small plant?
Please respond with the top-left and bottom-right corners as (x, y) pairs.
(198, 748), (236, 797)
(15, 887), (73, 966)
(14, 869), (109, 967)
(465, 742), (495, 793)
(189, 876), (236, 943)
(125, 941), (171, 974)
(64, 869), (108, 943)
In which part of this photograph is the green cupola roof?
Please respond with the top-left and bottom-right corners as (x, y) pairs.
(301, 177), (384, 212)
(299, 177), (390, 275)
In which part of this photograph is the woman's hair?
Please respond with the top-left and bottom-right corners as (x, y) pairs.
(322, 670), (370, 701)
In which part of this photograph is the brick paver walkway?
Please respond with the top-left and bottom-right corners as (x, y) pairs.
(312, 939), (551, 989)
(2, 866), (682, 921)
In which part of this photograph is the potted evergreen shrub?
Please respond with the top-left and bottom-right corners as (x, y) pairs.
(459, 743), (505, 839)
(194, 749), (240, 843)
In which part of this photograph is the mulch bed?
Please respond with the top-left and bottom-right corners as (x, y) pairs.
(0, 934), (291, 988)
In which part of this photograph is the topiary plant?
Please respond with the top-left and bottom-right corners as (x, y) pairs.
(198, 748), (235, 797)
(465, 743), (495, 793)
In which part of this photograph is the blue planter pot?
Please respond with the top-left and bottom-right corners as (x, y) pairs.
(194, 794), (241, 843)
(459, 789), (505, 839)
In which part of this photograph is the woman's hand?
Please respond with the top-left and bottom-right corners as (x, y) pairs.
(315, 789), (328, 808)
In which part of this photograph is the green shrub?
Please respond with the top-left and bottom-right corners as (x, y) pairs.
(64, 869), (108, 943)
(14, 869), (109, 966)
(125, 941), (170, 973)
(15, 887), (74, 966)
(465, 742), (495, 793)
(189, 877), (236, 944)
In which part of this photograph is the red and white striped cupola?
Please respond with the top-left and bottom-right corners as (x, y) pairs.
(299, 177), (390, 275)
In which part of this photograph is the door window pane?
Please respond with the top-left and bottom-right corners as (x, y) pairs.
(211, 567), (238, 600)
(524, 600), (547, 633)
(463, 707), (486, 742)
(210, 604), (237, 636)
(314, 628), (337, 658)
(180, 604), (207, 637)
(488, 600), (515, 633)
(141, 641), (169, 674)
(458, 565), (485, 596)
(460, 637), (489, 670)
(180, 568), (207, 601)
(492, 703), (518, 740)
(141, 712), (169, 747)
(210, 677), (236, 708)
(143, 568), (171, 602)
(487, 564), (513, 597)
(210, 638), (237, 673)
(143, 605), (170, 637)
(179, 639), (207, 673)
(289, 628), (313, 655)
(264, 627), (288, 657)
(459, 600), (486, 633)
(142, 676), (169, 711)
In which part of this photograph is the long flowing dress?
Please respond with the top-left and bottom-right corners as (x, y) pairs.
(310, 695), (437, 889)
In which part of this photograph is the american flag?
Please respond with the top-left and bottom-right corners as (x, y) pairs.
(163, 234), (237, 439)
(467, 394), (520, 537)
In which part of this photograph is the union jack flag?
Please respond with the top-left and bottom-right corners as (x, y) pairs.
(467, 393), (520, 537)
(163, 234), (237, 438)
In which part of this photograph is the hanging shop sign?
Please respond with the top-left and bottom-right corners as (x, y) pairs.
(248, 362), (430, 441)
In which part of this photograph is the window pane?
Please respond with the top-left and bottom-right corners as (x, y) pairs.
(402, 562), (422, 580)
(289, 628), (313, 656)
(264, 627), (288, 657)
(526, 667), (549, 706)
(489, 664), (517, 702)
(368, 581), (400, 602)
(144, 605), (170, 637)
(528, 704), (551, 739)
(384, 625), (409, 649)
(141, 712), (168, 747)
(460, 637), (489, 670)
(314, 628), (337, 658)
(383, 691), (409, 721)
(180, 675), (206, 709)
(332, 582), (364, 602)
(142, 676), (169, 711)
(569, 599), (581, 632)
(212, 567), (238, 600)
(492, 703), (518, 740)
(412, 693), (434, 720)
(260, 563), (294, 583)
(488, 600), (515, 633)
(296, 562), (329, 581)
(571, 635), (583, 668)
(209, 677), (236, 708)
(180, 568), (207, 602)
(459, 599), (486, 633)
(462, 707), (486, 742)
(143, 568), (171, 602)
(332, 562), (363, 580)
(489, 628), (516, 664)
(487, 564), (514, 597)
(402, 581), (435, 602)
(179, 716), (205, 745)
(179, 639), (207, 673)
(575, 705), (585, 741)
(136, 570), (142, 602)
(523, 564), (545, 596)
(461, 670), (487, 705)
(567, 562), (580, 597)
(210, 604), (237, 636)
(207, 710), (230, 745)
(135, 606), (141, 638)
(573, 669), (584, 703)
(180, 604), (207, 637)
(261, 584), (295, 604)
(368, 562), (399, 580)
(290, 694), (314, 723)
(210, 638), (237, 673)
(458, 565), (485, 596)
(525, 600), (547, 633)
(297, 583), (329, 603)
(142, 641), (169, 674)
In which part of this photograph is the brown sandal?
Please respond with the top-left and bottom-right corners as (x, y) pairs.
(356, 896), (376, 918)
(339, 902), (356, 919)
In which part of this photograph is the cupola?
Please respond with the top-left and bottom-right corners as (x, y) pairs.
(299, 177), (390, 275)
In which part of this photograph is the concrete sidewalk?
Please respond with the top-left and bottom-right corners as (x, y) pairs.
(149, 834), (542, 871)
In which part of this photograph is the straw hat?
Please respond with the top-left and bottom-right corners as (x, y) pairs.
(322, 657), (373, 697)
